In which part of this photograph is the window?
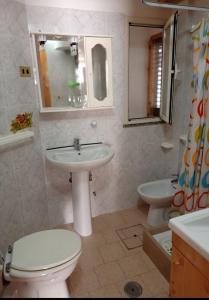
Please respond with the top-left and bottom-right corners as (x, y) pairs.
(125, 14), (177, 126)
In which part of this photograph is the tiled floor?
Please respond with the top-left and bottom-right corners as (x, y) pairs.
(60, 205), (170, 298)
(117, 224), (144, 250)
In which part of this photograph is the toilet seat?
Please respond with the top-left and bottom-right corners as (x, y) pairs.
(10, 229), (81, 272)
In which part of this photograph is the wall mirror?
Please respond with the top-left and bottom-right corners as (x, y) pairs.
(31, 33), (113, 113)
(125, 14), (177, 126)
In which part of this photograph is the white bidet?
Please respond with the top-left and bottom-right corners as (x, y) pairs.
(137, 179), (175, 227)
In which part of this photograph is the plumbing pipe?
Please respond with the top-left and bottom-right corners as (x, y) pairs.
(0, 250), (4, 265)
(0, 250), (4, 275)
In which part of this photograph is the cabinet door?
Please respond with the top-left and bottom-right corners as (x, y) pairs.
(85, 37), (113, 108)
(170, 246), (185, 298)
(171, 246), (209, 298)
(184, 258), (209, 298)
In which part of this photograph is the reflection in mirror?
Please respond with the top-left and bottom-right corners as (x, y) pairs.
(128, 23), (163, 121)
(92, 44), (107, 101)
(35, 34), (87, 109)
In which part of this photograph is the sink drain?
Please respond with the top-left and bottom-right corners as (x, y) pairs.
(124, 281), (143, 298)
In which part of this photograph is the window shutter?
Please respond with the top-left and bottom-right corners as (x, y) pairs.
(152, 39), (163, 109)
(147, 33), (163, 117)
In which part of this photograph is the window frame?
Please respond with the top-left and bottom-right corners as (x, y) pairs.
(160, 13), (177, 124)
(124, 16), (177, 127)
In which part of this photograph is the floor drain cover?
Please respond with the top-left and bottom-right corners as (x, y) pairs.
(124, 281), (143, 298)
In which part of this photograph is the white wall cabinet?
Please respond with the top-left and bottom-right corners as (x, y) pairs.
(85, 37), (113, 108)
(31, 32), (113, 113)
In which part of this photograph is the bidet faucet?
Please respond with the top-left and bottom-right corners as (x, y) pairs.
(171, 174), (179, 184)
(74, 138), (81, 151)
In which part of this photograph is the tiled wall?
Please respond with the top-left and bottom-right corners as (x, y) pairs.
(0, 0), (49, 254)
(26, 6), (181, 227)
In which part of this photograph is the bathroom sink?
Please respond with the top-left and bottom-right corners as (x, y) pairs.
(46, 143), (114, 237)
(169, 208), (209, 261)
(46, 143), (114, 172)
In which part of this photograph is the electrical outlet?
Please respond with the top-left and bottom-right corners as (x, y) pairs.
(19, 66), (31, 77)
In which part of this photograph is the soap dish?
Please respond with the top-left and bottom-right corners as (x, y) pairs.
(179, 135), (187, 145)
(161, 142), (174, 150)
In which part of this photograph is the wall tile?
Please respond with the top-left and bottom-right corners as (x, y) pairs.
(0, 0), (49, 253)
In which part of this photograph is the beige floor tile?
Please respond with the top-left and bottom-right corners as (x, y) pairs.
(89, 284), (123, 298)
(119, 208), (147, 227)
(117, 250), (154, 278)
(82, 232), (106, 250)
(101, 228), (121, 244)
(69, 266), (100, 294)
(93, 215), (111, 233)
(119, 241), (142, 257)
(119, 247), (156, 270)
(70, 289), (90, 298)
(155, 292), (170, 298)
(139, 249), (157, 271)
(140, 269), (169, 297)
(101, 212), (126, 230)
(94, 262), (125, 286)
(99, 242), (126, 263)
(78, 247), (104, 271)
(116, 228), (127, 240)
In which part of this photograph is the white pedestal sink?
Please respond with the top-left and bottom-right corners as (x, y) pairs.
(46, 144), (114, 237)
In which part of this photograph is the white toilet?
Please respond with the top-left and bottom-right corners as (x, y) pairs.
(3, 229), (81, 298)
(137, 179), (175, 227)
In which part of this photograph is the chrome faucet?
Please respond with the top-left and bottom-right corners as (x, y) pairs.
(74, 138), (81, 151)
(171, 174), (179, 184)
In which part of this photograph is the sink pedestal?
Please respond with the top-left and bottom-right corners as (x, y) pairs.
(72, 171), (92, 237)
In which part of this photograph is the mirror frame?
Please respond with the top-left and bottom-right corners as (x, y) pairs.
(124, 17), (166, 126)
(29, 30), (114, 113)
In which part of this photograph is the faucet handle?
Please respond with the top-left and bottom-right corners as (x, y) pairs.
(74, 137), (80, 143)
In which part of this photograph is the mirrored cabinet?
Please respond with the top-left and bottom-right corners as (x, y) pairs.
(30, 33), (113, 113)
(85, 37), (113, 108)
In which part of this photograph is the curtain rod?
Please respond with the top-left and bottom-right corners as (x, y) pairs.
(129, 22), (164, 28)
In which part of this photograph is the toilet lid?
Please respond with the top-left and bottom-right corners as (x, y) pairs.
(11, 230), (81, 272)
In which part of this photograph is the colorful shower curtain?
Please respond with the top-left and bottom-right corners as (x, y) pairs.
(173, 19), (209, 212)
